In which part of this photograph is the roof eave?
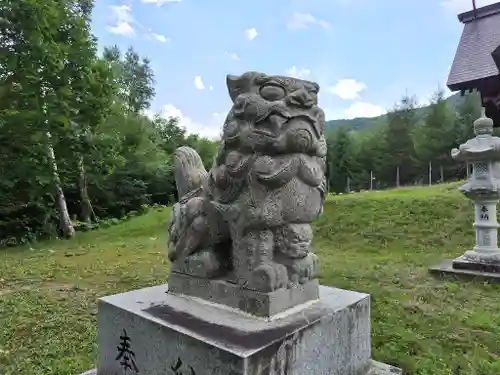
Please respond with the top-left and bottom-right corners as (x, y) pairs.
(447, 76), (499, 92)
(458, 2), (500, 23)
(447, 80), (477, 92)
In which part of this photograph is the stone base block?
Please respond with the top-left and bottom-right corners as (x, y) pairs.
(429, 259), (500, 283)
(80, 360), (401, 375)
(168, 272), (319, 317)
(452, 255), (500, 273)
(368, 361), (402, 374)
(91, 283), (401, 375)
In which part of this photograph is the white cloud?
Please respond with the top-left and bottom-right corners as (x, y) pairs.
(194, 76), (205, 90)
(328, 79), (367, 100)
(287, 12), (331, 30)
(341, 102), (386, 119)
(106, 5), (135, 36)
(224, 52), (240, 61)
(157, 104), (222, 139)
(245, 28), (258, 41)
(441, 0), (497, 13)
(107, 22), (134, 36)
(143, 108), (157, 119)
(106, 4), (173, 40)
(285, 66), (311, 79)
(141, 0), (182, 5)
(150, 32), (169, 42)
(209, 85), (214, 91)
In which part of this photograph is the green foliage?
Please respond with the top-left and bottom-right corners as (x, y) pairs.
(102, 45), (156, 114)
(385, 95), (419, 184)
(0, 0), (218, 246)
(326, 127), (356, 193)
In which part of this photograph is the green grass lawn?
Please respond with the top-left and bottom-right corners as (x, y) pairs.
(1, 182), (500, 375)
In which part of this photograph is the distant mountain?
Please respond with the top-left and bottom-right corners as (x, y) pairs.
(324, 92), (473, 133)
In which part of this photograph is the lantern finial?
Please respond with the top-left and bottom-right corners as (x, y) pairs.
(474, 107), (494, 135)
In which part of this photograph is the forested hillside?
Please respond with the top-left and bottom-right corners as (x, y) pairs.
(0, 0), (484, 247)
(324, 91), (474, 132)
(325, 91), (482, 193)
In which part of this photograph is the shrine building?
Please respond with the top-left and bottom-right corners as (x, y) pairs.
(447, 2), (500, 125)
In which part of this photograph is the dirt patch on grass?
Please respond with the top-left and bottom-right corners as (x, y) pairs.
(0, 288), (13, 296)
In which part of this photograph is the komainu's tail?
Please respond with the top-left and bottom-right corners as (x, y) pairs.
(173, 146), (208, 201)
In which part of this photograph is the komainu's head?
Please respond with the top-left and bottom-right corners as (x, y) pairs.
(222, 71), (325, 155)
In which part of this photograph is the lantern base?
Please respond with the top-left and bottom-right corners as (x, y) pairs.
(453, 253), (500, 273)
(429, 259), (500, 283)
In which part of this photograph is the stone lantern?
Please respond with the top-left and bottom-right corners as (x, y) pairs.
(431, 110), (500, 280)
(452, 110), (500, 272)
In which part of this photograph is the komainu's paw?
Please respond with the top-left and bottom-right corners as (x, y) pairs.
(288, 252), (320, 285)
(250, 262), (288, 292)
(172, 248), (222, 278)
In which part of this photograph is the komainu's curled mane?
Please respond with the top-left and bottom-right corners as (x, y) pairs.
(173, 146), (208, 202)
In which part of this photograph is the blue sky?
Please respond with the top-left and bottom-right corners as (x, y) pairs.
(91, 0), (496, 138)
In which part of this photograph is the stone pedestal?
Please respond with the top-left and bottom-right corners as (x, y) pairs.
(80, 284), (401, 375)
(168, 272), (320, 317)
(430, 197), (500, 282)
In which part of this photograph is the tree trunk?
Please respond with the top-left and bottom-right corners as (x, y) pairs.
(439, 164), (444, 183)
(77, 153), (94, 224)
(428, 161), (432, 186)
(396, 166), (400, 188)
(47, 132), (75, 238)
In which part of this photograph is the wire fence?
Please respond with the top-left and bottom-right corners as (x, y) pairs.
(334, 162), (469, 194)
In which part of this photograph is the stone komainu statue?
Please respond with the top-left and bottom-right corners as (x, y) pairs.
(168, 71), (327, 294)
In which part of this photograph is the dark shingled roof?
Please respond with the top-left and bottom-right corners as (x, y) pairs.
(447, 2), (500, 91)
